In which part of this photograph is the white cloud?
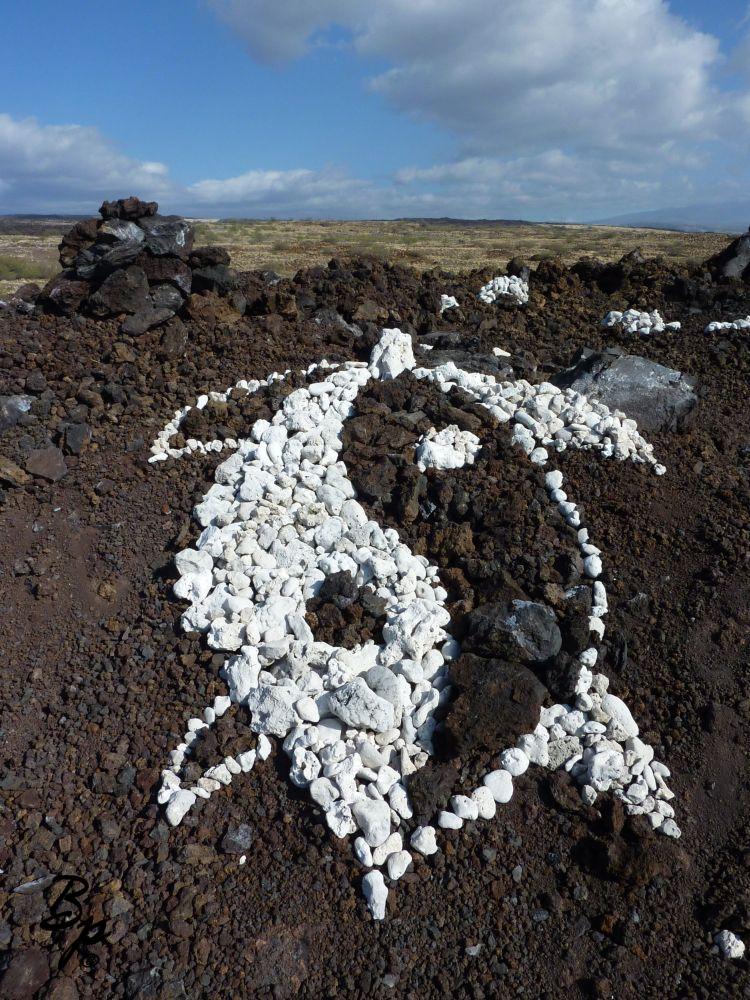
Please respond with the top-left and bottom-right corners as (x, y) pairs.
(208, 0), (746, 157)
(0, 114), (174, 213)
(187, 166), (374, 214)
(0, 107), (743, 222)
(208, 0), (357, 62)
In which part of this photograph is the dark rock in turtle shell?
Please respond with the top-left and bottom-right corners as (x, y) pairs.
(462, 601), (562, 663)
(440, 653), (548, 757)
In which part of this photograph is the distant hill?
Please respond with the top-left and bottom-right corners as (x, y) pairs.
(594, 202), (749, 234)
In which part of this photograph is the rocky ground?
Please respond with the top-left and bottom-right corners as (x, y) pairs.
(0, 203), (749, 998)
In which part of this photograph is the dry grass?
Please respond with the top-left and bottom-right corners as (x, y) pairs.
(0, 216), (731, 299)
(191, 218), (730, 277)
(0, 229), (61, 299)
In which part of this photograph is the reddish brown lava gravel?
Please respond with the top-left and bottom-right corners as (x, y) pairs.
(1, 222), (749, 999)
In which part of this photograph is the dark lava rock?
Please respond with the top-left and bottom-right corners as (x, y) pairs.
(507, 256), (531, 280)
(58, 217), (99, 268)
(0, 395), (32, 432)
(317, 570), (360, 609)
(191, 264), (237, 295)
(98, 218), (146, 245)
(221, 822), (255, 855)
(74, 239), (144, 281)
(64, 422), (92, 455)
(189, 246), (231, 268)
(12, 283), (41, 306)
(138, 254), (192, 294)
(99, 196), (158, 221)
(39, 273), (90, 316)
(138, 215), (194, 257)
(407, 760), (459, 822)
(551, 347), (697, 432)
(0, 947), (50, 998)
(150, 284), (185, 312)
(440, 653), (548, 756)
(120, 305), (174, 336)
(88, 265), (149, 316)
(462, 601), (562, 663)
(706, 226), (750, 280)
(157, 319), (188, 358)
(25, 446), (68, 482)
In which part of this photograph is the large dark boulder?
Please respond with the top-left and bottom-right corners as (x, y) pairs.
(440, 653), (548, 756)
(88, 265), (149, 316)
(39, 272), (90, 316)
(120, 304), (175, 336)
(58, 217), (99, 267)
(98, 218), (146, 245)
(462, 601), (562, 663)
(551, 347), (697, 432)
(0, 394), (32, 431)
(189, 245), (231, 268)
(137, 253), (192, 294)
(73, 239), (144, 280)
(138, 215), (194, 257)
(99, 196), (158, 220)
(705, 227), (750, 280)
(150, 284), (184, 311)
(191, 264), (238, 295)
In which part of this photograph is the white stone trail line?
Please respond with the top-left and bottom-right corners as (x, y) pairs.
(149, 327), (677, 920)
(601, 309), (681, 336)
(704, 315), (750, 333)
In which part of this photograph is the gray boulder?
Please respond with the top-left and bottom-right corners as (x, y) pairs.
(98, 219), (145, 245)
(0, 395), (32, 432)
(120, 304), (175, 336)
(88, 265), (149, 316)
(150, 284), (185, 311)
(552, 347), (697, 432)
(706, 227), (750, 280)
(463, 601), (562, 663)
(139, 215), (194, 256)
(74, 239), (143, 280)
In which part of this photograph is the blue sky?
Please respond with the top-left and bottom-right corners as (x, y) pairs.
(1, 1), (749, 220)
